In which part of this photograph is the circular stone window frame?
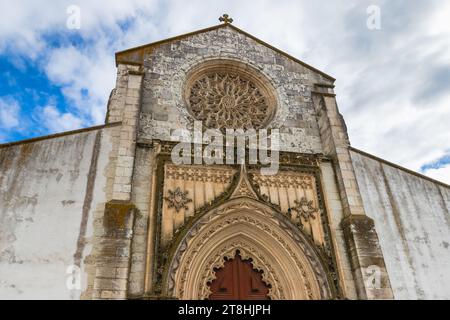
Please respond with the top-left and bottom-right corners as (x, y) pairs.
(183, 59), (279, 131)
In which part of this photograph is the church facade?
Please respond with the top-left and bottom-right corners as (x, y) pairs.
(1, 18), (449, 300)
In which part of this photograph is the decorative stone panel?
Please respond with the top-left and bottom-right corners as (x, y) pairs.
(161, 164), (237, 246)
(250, 170), (325, 247)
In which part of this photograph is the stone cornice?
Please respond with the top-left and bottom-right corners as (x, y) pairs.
(0, 122), (122, 149)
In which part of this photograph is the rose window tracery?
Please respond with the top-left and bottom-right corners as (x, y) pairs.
(187, 71), (275, 131)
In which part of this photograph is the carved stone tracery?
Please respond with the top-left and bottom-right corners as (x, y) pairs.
(185, 61), (277, 131)
(166, 165), (235, 183)
(188, 72), (271, 130)
(251, 172), (314, 189)
(166, 198), (332, 300)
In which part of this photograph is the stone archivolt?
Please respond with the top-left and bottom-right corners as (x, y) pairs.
(166, 198), (332, 300)
(200, 240), (282, 299)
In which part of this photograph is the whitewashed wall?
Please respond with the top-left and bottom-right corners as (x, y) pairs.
(0, 128), (114, 299)
(351, 149), (450, 299)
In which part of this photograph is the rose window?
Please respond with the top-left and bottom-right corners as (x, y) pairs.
(187, 71), (275, 131)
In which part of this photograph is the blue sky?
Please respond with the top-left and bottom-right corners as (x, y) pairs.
(1, 51), (68, 140)
(0, 0), (449, 183)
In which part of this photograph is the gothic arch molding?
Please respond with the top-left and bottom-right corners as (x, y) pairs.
(164, 197), (333, 300)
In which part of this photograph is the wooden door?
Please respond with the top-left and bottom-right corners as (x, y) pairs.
(208, 252), (270, 300)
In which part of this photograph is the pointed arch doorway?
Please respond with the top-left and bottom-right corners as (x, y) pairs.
(166, 197), (333, 300)
(208, 251), (270, 300)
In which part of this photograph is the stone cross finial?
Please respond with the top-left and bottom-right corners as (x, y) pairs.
(219, 14), (233, 24)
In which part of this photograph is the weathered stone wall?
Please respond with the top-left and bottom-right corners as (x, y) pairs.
(320, 161), (357, 299)
(128, 145), (154, 297)
(139, 25), (332, 153)
(351, 149), (450, 299)
(131, 25), (395, 299)
(0, 126), (117, 299)
(312, 90), (393, 299)
(80, 63), (146, 300)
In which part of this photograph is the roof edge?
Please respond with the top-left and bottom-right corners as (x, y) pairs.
(115, 23), (225, 67)
(0, 122), (122, 149)
(349, 146), (450, 189)
(115, 23), (335, 82)
(116, 23), (225, 57)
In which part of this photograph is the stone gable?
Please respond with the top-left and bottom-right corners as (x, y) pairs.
(138, 26), (333, 154)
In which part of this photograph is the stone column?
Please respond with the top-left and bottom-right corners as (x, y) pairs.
(341, 215), (393, 299)
(111, 65), (145, 201)
(90, 64), (145, 299)
(313, 84), (393, 299)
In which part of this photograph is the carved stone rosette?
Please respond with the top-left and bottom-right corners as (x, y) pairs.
(164, 187), (192, 212)
(188, 73), (269, 130)
(184, 61), (277, 131)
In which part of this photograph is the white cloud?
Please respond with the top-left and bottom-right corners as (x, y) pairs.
(44, 45), (115, 124)
(1, 0), (449, 183)
(423, 164), (450, 185)
(38, 105), (83, 132)
(0, 97), (20, 129)
(0, 0), (158, 54)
